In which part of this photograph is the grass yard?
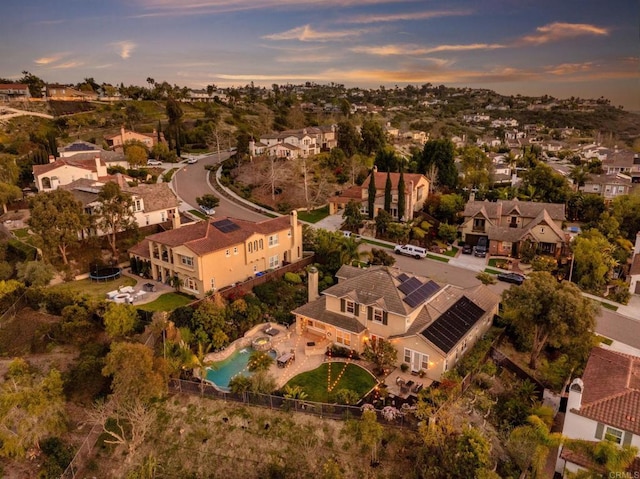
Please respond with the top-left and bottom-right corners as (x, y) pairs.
(427, 254), (449, 263)
(484, 268), (501, 275)
(285, 363), (377, 403)
(188, 209), (207, 220)
(364, 238), (394, 249)
(441, 246), (459, 257)
(297, 206), (330, 223)
(138, 292), (195, 312)
(48, 276), (136, 298)
(600, 301), (618, 311)
(12, 228), (30, 239)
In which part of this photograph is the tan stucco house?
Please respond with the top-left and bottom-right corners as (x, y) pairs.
(105, 127), (160, 152)
(328, 169), (430, 221)
(129, 212), (303, 298)
(293, 265), (499, 382)
(460, 199), (567, 258)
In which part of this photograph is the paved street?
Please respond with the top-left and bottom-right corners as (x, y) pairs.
(171, 152), (267, 222)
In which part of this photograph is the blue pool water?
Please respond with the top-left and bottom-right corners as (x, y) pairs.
(206, 347), (276, 390)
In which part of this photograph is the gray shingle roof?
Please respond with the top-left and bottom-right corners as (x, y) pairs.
(292, 297), (366, 334)
(463, 199), (566, 222)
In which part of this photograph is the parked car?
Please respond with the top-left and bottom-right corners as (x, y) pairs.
(394, 244), (427, 259)
(497, 272), (525, 285)
(199, 206), (215, 216)
(147, 159), (162, 166)
(462, 244), (473, 254)
(187, 157), (198, 164)
(473, 237), (488, 258)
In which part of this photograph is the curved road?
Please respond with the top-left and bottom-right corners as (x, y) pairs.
(172, 152), (267, 222)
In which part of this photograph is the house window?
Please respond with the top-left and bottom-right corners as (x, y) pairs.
(225, 249), (230, 257)
(502, 241), (512, 251)
(248, 243), (253, 253)
(269, 254), (279, 268)
(259, 239), (264, 249)
(346, 300), (355, 314)
(184, 277), (198, 293)
(145, 215), (149, 226)
(336, 329), (351, 347)
(269, 234), (279, 247)
(181, 255), (194, 267)
(604, 427), (623, 444)
(404, 348), (429, 372)
(233, 247), (238, 255)
(161, 212), (166, 222)
(404, 349), (411, 364)
(288, 230), (292, 237)
(210, 278), (215, 290)
(133, 199), (142, 212)
(473, 218), (486, 231)
(372, 308), (384, 323)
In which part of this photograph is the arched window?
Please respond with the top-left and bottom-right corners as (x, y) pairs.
(248, 243), (253, 253)
(41, 177), (51, 189)
(259, 239), (263, 249)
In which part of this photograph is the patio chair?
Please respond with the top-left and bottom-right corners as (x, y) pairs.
(412, 383), (423, 394)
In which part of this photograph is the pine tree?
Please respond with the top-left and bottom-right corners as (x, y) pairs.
(397, 169), (406, 221)
(384, 171), (392, 213)
(367, 168), (377, 219)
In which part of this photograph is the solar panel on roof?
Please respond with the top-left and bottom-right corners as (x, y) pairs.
(403, 280), (441, 307)
(420, 297), (485, 353)
(398, 276), (422, 295)
(212, 219), (240, 233)
(397, 273), (410, 283)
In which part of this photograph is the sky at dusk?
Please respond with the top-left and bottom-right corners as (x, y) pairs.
(1, 0), (638, 109)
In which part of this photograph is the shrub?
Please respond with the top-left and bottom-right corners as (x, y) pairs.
(326, 345), (360, 360)
(283, 272), (302, 284)
(334, 388), (360, 405)
(476, 272), (496, 285)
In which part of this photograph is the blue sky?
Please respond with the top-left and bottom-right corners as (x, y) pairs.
(1, 0), (637, 109)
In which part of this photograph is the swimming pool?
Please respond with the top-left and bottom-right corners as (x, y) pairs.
(206, 347), (276, 390)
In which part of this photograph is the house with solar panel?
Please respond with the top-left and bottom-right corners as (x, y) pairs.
(293, 265), (500, 382)
(128, 212), (303, 298)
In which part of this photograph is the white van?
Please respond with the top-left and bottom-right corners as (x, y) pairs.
(394, 244), (427, 259)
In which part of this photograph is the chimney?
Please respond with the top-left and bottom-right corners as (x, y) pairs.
(95, 156), (101, 174)
(634, 231), (640, 256)
(567, 378), (583, 412)
(308, 266), (319, 302)
(48, 155), (55, 163)
(121, 126), (126, 145)
(469, 191), (475, 202)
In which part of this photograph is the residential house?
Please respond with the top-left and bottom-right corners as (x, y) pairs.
(0, 84), (31, 101)
(105, 127), (159, 152)
(579, 173), (632, 202)
(328, 169), (430, 221)
(128, 212), (303, 298)
(61, 177), (181, 236)
(556, 347), (640, 476)
(460, 199), (567, 258)
(249, 126), (336, 159)
(33, 141), (128, 191)
(33, 156), (110, 191)
(46, 84), (97, 101)
(293, 265), (500, 382)
(602, 151), (640, 183)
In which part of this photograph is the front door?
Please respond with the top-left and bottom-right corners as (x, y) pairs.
(412, 351), (421, 372)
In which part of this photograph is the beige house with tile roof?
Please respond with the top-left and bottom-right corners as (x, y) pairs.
(129, 212), (303, 298)
(249, 126), (337, 159)
(105, 127), (159, 152)
(460, 199), (567, 258)
(293, 265), (499, 382)
(556, 347), (640, 476)
(61, 177), (181, 235)
(328, 169), (430, 221)
(33, 157), (110, 191)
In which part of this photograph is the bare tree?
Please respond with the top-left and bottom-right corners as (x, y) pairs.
(261, 156), (291, 200)
(90, 398), (155, 462)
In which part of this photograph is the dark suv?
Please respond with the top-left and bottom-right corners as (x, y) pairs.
(473, 237), (488, 258)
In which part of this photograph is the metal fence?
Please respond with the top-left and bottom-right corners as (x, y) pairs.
(60, 422), (104, 479)
(169, 378), (419, 429)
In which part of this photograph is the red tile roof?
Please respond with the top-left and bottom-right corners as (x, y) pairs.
(139, 216), (293, 256)
(362, 172), (427, 190)
(575, 347), (640, 435)
(33, 157), (105, 175)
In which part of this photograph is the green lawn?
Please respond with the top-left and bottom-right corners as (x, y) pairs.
(297, 206), (329, 223)
(189, 209), (208, 220)
(163, 168), (178, 182)
(13, 228), (30, 239)
(483, 268), (501, 275)
(363, 238), (393, 249)
(427, 254), (449, 263)
(285, 363), (376, 403)
(600, 302), (618, 311)
(48, 276), (136, 298)
(138, 293), (195, 312)
(441, 247), (459, 258)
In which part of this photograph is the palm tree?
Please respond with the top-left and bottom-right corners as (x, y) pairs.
(282, 385), (308, 400)
(338, 237), (367, 266)
(189, 341), (213, 396)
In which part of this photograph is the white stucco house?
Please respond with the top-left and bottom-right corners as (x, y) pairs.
(556, 347), (640, 476)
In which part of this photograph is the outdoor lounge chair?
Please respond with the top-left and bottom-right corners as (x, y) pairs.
(412, 383), (423, 394)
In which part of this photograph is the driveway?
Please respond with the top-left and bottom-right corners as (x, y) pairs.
(313, 213), (344, 231)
